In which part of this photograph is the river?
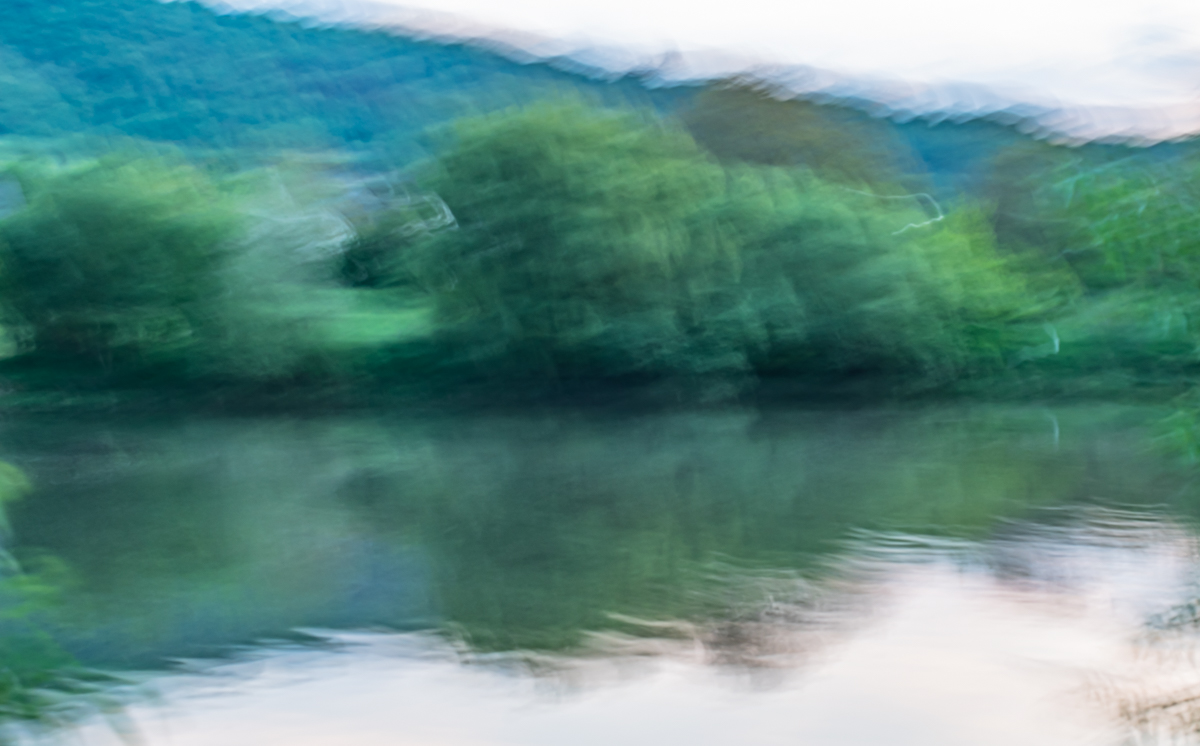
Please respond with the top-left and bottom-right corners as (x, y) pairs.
(4, 405), (1200, 744)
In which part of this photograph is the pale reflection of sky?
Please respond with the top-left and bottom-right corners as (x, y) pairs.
(62, 520), (1200, 746)
(202, 0), (1200, 139)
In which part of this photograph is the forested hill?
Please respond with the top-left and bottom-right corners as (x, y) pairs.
(0, 0), (663, 167)
(2, 0), (1180, 182)
(0, 0), (674, 158)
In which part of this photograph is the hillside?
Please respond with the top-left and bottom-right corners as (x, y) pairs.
(3, 0), (1168, 183)
(0, 0), (676, 160)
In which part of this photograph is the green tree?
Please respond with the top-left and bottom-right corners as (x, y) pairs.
(715, 167), (1036, 383)
(416, 101), (750, 384)
(398, 100), (1039, 391)
(0, 156), (238, 372)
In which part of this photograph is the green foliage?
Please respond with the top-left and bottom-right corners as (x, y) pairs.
(1046, 159), (1200, 290)
(415, 101), (745, 383)
(718, 170), (1035, 382)
(0, 154), (418, 387)
(0, 156), (238, 371)
(0, 98), (1192, 400)
(182, 164), (355, 382)
(985, 144), (1200, 290)
(391, 100), (1037, 391)
(0, 42), (1198, 401)
(980, 144), (1200, 388)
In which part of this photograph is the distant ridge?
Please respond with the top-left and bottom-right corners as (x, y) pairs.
(192, 0), (1200, 145)
(1, 0), (1193, 193)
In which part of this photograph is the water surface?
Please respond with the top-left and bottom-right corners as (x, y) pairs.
(6, 405), (1200, 744)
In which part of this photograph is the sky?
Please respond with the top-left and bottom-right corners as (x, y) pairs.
(209, 0), (1200, 140)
